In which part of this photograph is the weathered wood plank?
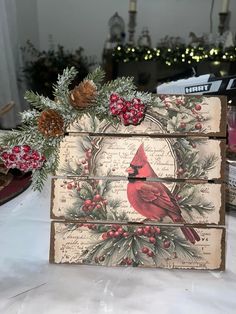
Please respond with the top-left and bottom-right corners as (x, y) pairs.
(51, 178), (225, 225)
(56, 135), (225, 180)
(50, 221), (225, 270)
(67, 95), (227, 136)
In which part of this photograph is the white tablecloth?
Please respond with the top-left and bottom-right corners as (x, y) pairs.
(0, 180), (236, 314)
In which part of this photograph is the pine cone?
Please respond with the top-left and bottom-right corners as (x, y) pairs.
(38, 109), (64, 137)
(69, 80), (97, 109)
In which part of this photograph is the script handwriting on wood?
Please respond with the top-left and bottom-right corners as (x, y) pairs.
(50, 94), (227, 270)
(50, 222), (225, 270)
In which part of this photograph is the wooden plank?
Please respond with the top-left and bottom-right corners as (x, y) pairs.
(67, 95), (227, 137)
(51, 178), (225, 225)
(50, 221), (225, 270)
(56, 135), (225, 180)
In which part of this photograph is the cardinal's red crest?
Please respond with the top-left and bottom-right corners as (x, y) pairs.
(130, 143), (147, 167)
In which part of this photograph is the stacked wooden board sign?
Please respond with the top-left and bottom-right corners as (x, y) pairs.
(50, 94), (226, 270)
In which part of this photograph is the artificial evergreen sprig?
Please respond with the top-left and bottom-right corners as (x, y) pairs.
(0, 66), (214, 192)
(77, 224), (200, 267)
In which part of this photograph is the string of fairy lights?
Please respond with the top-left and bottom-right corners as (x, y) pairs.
(112, 45), (236, 65)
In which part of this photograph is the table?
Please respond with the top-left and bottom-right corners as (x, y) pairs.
(0, 180), (236, 314)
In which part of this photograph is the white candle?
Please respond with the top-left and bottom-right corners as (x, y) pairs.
(129, 0), (137, 12)
(221, 0), (229, 13)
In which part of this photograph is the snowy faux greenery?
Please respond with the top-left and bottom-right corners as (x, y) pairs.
(0, 67), (217, 191)
(0, 67), (160, 191)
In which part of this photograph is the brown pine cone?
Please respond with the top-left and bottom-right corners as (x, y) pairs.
(69, 80), (97, 109)
(38, 109), (64, 137)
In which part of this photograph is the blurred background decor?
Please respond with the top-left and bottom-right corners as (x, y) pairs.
(21, 40), (94, 99)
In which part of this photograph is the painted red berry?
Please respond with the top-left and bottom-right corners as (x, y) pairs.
(114, 231), (120, 238)
(107, 230), (115, 238)
(149, 237), (156, 244)
(142, 247), (149, 254)
(195, 122), (202, 130)
(149, 227), (156, 235)
(117, 227), (124, 234)
(126, 259), (132, 265)
(195, 104), (202, 111)
(163, 240), (171, 249)
(93, 194), (102, 202)
(147, 251), (154, 257)
(144, 226), (151, 232)
(176, 195), (182, 201)
(154, 226), (161, 234)
(177, 168), (184, 175)
(87, 224), (94, 229)
(102, 232), (108, 240)
(99, 256), (105, 262)
(123, 232), (129, 237)
(136, 227), (144, 235)
(86, 151), (92, 158)
(96, 204), (101, 209)
(84, 199), (92, 206)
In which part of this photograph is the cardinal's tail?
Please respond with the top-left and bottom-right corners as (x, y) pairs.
(180, 226), (200, 244)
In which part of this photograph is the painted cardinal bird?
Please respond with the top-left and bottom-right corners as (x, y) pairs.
(126, 144), (200, 244)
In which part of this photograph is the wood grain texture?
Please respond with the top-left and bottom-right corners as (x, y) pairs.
(50, 94), (227, 270)
(50, 221), (225, 270)
(51, 178), (225, 225)
(67, 95), (227, 137)
(56, 135), (225, 181)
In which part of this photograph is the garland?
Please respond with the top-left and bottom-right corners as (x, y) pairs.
(112, 45), (236, 65)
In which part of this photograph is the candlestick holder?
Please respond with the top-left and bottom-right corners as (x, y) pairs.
(218, 12), (229, 35)
(128, 10), (137, 45)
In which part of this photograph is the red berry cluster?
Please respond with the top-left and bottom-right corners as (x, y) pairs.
(1, 145), (46, 172)
(102, 225), (129, 240)
(83, 223), (97, 230)
(159, 95), (185, 109)
(77, 148), (92, 175)
(135, 225), (161, 238)
(191, 104), (203, 130)
(82, 194), (107, 212)
(109, 93), (146, 126)
(120, 257), (133, 266)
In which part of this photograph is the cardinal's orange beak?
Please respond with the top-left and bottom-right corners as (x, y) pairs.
(126, 166), (134, 174)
